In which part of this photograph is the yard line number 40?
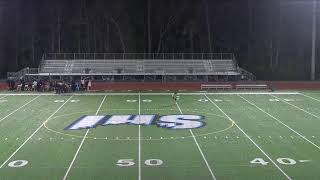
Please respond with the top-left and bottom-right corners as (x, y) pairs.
(251, 157), (301, 166)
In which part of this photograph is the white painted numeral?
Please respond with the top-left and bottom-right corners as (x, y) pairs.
(269, 99), (280, 102)
(142, 99), (152, 103)
(284, 99), (294, 102)
(54, 100), (65, 103)
(117, 159), (163, 167)
(126, 100), (137, 103)
(198, 99), (208, 102)
(277, 158), (296, 165)
(144, 159), (163, 166)
(70, 100), (80, 103)
(8, 160), (28, 168)
(250, 158), (269, 166)
(116, 159), (135, 167)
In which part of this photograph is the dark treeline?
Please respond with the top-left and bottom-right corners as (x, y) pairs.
(0, 0), (319, 80)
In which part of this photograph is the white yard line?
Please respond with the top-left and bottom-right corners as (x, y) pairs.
(138, 92), (142, 180)
(271, 95), (320, 119)
(238, 95), (320, 151)
(205, 94), (292, 180)
(0, 92), (300, 96)
(0, 95), (73, 169)
(299, 93), (320, 103)
(0, 95), (41, 123)
(62, 95), (106, 180)
(0, 95), (8, 100)
(175, 100), (217, 180)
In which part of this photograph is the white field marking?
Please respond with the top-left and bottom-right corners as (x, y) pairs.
(204, 94), (292, 180)
(0, 92), (300, 96)
(238, 95), (320, 151)
(0, 96), (73, 169)
(175, 101), (217, 180)
(138, 92), (141, 180)
(271, 95), (320, 119)
(0, 95), (41, 123)
(299, 160), (311, 163)
(299, 93), (320, 103)
(0, 95), (8, 100)
(62, 95), (106, 180)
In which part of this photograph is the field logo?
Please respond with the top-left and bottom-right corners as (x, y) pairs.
(65, 115), (205, 130)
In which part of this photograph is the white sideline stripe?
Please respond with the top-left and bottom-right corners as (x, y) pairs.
(271, 95), (320, 119)
(238, 95), (320, 151)
(0, 92), (300, 96)
(0, 95), (41, 123)
(138, 92), (141, 180)
(62, 95), (106, 180)
(175, 101), (217, 180)
(205, 94), (292, 180)
(300, 93), (320, 103)
(0, 96), (73, 169)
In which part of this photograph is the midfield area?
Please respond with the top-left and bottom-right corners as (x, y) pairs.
(0, 91), (319, 180)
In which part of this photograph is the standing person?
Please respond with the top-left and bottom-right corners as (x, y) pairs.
(172, 91), (179, 102)
(87, 80), (92, 91)
(81, 78), (85, 91)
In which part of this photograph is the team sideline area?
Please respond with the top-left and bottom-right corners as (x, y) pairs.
(0, 91), (320, 180)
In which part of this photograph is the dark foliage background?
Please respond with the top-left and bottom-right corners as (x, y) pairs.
(0, 0), (319, 80)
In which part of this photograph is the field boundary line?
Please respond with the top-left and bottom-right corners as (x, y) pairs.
(0, 96), (73, 169)
(271, 95), (320, 119)
(205, 94), (292, 180)
(299, 93), (320, 103)
(238, 95), (320, 151)
(0, 92), (300, 96)
(175, 101), (217, 180)
(138, 92), (141, 180)
(62, 95), (107, 180)
(0, 95), (41, 123)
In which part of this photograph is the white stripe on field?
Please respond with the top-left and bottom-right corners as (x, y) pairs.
(299, 93), (320, 103)
(0, 96), (73, 168)
(0, 95), (41, 123)
(62, 95), (107, 180)
(238, 95), (320, 151)
(205, 94), (292, 180)
(271, 95), (320, 119)
(175, 100), (217, 180)
(138, 92), (141, 180)
(0, 95), (8, 100)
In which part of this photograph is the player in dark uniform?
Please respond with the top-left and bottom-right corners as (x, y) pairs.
(172, 91), (178, 101)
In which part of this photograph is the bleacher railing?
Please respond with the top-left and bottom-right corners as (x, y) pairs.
(44, 53), (235, 61)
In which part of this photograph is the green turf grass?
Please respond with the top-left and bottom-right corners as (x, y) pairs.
(0, 91), (319, 179)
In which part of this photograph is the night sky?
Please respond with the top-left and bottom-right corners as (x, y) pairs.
(0, 0), (319, 80)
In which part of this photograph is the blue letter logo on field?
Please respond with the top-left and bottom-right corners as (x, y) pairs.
(65, 114), (205, 130)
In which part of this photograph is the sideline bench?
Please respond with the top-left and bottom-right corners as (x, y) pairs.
(235, 84), (269, 90)
(201, 84), (233, 90)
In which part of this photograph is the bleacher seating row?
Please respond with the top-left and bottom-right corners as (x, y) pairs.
(39, 59), (239, 75)
(201, 84), (269, 90)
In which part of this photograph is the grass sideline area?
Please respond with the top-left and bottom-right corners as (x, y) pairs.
(0, 91), (319, 179)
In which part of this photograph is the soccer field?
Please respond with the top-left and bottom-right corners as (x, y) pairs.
(0, 91), (320, 180)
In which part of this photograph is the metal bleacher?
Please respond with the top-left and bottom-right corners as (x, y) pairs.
(38, 53), (240, 76)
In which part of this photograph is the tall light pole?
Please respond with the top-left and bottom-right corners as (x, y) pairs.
(311, 0), (317, 80)
(203, 0), (213, 54)
(148, 0), (152, 54)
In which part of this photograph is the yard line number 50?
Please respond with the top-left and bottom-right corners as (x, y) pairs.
(116, 159), (163, 167)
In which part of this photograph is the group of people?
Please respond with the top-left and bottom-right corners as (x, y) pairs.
(7, 78), (92, 93)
